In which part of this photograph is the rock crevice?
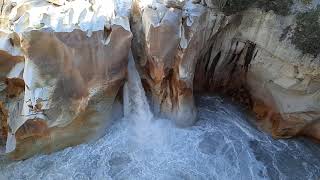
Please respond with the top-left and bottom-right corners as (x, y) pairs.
(194, 8), (320, 140)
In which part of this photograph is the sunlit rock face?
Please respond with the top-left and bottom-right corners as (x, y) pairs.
(0, 34), (24, 153)
(0, 0), (320, 160)
(0, 0), (132, 159)
(130, 0), (228, 126)
(194, 9), (320, 141)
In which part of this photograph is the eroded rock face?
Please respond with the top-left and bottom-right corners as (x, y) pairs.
(0, 45), (24, 153)
(130, 0), (228, 126)
(0, 0), (319, 160)
(194, 9), (320, 140)
(0, 0), (132, 159)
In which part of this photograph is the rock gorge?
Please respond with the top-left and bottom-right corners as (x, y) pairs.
(0, 0), (319, 160)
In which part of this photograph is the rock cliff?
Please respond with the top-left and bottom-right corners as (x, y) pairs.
(194, 7), (320, 141)
(0, 0), (319, 159)
(0, 0), (132, 159)
(130, 0), (227, 126)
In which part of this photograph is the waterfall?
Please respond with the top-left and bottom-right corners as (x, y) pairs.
(1, 53), (320, 180)
(123, 50), (153, 133)
(1, 96), (320, 179)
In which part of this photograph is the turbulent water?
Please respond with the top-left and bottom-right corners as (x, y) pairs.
(0, 96), (320, 180)
(0, 54), (320, 180)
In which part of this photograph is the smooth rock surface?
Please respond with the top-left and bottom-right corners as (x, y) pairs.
(0, 0), (132, 159)
(131, 0), (226, 126)
(0, 0), (320, 160)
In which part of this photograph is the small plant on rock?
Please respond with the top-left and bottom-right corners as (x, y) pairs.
(291, 6), (320, 57)
(222, 0), (293, 16)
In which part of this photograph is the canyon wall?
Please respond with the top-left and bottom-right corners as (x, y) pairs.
(195, 9), (320, 139)
(0, 0), (132, 159)
(0, 0), (319, 159)
(131, 0), (320, 141)
(194, 8), (320, 140)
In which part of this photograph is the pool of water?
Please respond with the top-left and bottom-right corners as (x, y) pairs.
(0, 96), (319, 180)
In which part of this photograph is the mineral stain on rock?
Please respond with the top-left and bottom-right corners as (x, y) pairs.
(0, 101), (8, 147)
(0, 2), (319, 180)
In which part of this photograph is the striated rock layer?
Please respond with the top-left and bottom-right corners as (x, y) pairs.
(194, 8), (320, 141)
(0, 0), (319, 159)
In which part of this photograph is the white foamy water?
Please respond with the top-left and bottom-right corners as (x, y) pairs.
(0, 54), (320, 179)
(123, 50), (153, 143)
(124, 51), (153, 122)
(1, 96), (320, 180)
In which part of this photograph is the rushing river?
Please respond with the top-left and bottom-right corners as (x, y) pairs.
(1, 53), (320, 180)
(0, 96), (320, 180)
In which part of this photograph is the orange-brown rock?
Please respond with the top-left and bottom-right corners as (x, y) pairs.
(0, 50), (23, 80)
(0, 0), (132, 159)
(4, 78), (25, 98)
(0, 101), (8, 146)
(15, 119), (49, 141)
(9, 81), (122, 160)
(131, 0), (227, 126)
(0, 0), (320, 161)
(252, 99), (308, 139)
(194, 9), (320, 141)
(301, 120), (320, 142)
(5, 26), (131, 159)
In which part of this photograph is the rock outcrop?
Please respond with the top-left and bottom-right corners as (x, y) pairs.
(194, 8), (320, 141)
(130, 0), (320, 139)
(0, 0), (320, 159)
(0, 0), (132, 159)
(130, 0), (227, 126)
